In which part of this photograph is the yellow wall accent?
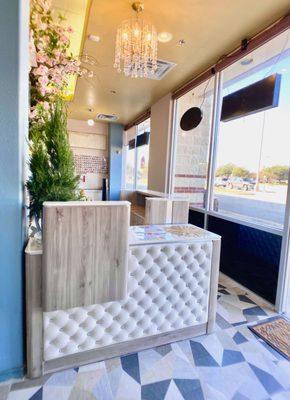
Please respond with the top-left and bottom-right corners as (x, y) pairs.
(51, 0), (92, 100)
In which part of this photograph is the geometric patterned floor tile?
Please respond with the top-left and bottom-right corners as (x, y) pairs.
(28, 388), (42, 400)
(243, 306), (267, 317)
(115, 371), (141, 399)
(154, 344), (172, 357)
(190, 341), (219, 367)
(174, 379), (204, 400)
(164, 380), (184, 400)
(238, 295), (256, 305)
(121, 353), (140, 384)
(171, 341), (195, 368)
(42, 386), (72, 400)
(6, 279), (290, 400)
(140, 352), (175, 385)
(271, 391), (290, 400)
(7, 386), (42, 400)
(141, 379), (171, 400)
(233, 331), (248, 345)
(221, 349), (245, 366)
(0, 385), (10, 400)
(248, 364), (283, 396)
(197, 334), (224, 366)
(45, 369), (77, 386)
(107, 368), (123, 398)
(91, 372), (114, 400)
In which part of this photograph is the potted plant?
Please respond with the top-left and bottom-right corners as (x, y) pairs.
(28, 0), (82, 236)
(27, 99), (82, 234)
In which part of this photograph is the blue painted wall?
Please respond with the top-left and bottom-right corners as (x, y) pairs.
(0, 0), (29, 381)
(108, 123), (124, 200)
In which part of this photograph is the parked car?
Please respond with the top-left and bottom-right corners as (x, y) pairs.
(227, 177), (255, 191)
(215, 177), (228, 187)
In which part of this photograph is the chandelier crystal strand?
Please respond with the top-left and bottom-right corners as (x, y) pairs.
(114, 2), (158, 78)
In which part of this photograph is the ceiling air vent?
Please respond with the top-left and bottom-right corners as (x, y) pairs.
(96, 113), (118, 122)
(129, 59), (176, 80)
(145, 59), (176, 80)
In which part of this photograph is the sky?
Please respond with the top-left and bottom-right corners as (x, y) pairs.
(216, 53), (290, 173)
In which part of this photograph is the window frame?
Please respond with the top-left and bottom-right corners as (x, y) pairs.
(169, 28), (290, 312)
(122, 126), (137, 190)
(169, 78), (216, 209)
(170, 59), (289, 236)
(122, 119), (150, 191)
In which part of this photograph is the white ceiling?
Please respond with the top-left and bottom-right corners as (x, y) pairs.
(65, 0), (290, 125)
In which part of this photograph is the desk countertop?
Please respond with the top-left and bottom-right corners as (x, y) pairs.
(129, 224), (220, 246)
(25, 224), (220, 255)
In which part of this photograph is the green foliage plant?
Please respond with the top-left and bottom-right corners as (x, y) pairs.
(27, 98), (82, 226)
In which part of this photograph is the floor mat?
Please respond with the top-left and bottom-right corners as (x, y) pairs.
(249, 316), (290, 360)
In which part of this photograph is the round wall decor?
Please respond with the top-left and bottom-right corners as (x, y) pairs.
(180, 107), (203, 131)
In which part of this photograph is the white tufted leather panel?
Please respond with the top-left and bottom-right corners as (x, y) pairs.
(43, 242), (212, 361)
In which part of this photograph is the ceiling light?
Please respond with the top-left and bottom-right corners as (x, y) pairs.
(114, 2), (158, 78)
(88, 34), (100, 43)
(87, 119), (95, 126)
(158, 32), (173, 43)
(240, 57), (253, 66)
(178, 39), (186, 46)
(78, 54), (97, 79)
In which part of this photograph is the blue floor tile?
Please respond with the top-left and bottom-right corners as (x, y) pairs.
(233, 331), (248, 344)
(222, 349), (245, 366)
(121, 353), (141, 384)
(243, 306), (267, 317)
(29, 388), (43, 400)
(141, 379), (170, 400)
(174, 379), (204, 400)
(190, 341), (219, 367)
(249, 363), (283, 395)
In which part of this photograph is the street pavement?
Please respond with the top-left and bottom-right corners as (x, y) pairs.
(214, 185), (287, 227)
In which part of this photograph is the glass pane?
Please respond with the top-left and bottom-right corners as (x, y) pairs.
(124, 147), (135, 190)
(136, 144), (149, 189)
(136, 118), (150, 190)
(213, 30), (290, 229)
(172, 78), (214, 208)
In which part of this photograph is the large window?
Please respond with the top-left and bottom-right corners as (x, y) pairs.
(124, 144), (135, 190)
(172, 79), (214, 208)
(123, 118), (150, 190)
(136, 119), (150, 190)
(170, 27), (290, 308)
(212, 31), (290, 229)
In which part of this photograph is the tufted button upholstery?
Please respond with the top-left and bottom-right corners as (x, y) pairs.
(43, 241), (212, 361)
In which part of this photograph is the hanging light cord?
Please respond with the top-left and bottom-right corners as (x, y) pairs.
(199, 75), (212, 109)
(199, 55), (227, 109)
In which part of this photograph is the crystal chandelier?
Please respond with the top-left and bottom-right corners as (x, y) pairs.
(114, 2), (158, 78)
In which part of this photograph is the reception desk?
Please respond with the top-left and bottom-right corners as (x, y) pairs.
(26, 219), (220, 378)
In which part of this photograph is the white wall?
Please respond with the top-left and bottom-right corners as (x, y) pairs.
(173, 87), (212, 206)
(67, 118), (108, 156)
(67, 119), (108, 197)
(147, 93), (173, 193)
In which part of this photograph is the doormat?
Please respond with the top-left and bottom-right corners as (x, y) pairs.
(249, 316), (290, 360)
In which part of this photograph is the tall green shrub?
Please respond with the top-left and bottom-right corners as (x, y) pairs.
(27, 98), (81, 223)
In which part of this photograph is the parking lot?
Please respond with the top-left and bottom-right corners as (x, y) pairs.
(214, 184), (287, 227)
